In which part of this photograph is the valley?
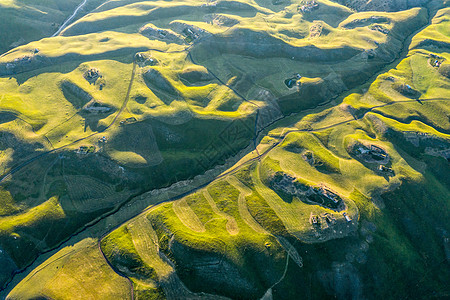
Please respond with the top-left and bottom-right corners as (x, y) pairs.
(0, 0), (449, 299)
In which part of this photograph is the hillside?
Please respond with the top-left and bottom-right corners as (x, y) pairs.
(0, 0), (107, 54)
(334, 0), (429, 12)
(0, 0), (449, 299)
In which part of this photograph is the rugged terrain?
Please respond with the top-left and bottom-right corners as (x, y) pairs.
(0, 0), (449, 299)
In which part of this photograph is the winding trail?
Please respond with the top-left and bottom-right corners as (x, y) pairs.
(172, 198), (206, 233)
(52, 0), (89, 37)
(1, 94), (448, 294)
(0, 61), (137, 184)
(0, 1), (448, 295)
(226, 176), (269, 235)
(202, 189), (239, 235)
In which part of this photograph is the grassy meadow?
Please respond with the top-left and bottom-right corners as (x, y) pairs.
(1, 0), (450, 299)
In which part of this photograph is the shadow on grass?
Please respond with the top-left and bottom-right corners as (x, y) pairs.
(5, 52), (137, 86)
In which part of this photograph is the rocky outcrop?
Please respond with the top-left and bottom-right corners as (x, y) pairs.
(192, 28), (362, 62)
(0, 55), (46, 76)
(139, 24), (184, 44)
(82, 101), (115, 114)
(269, 172), (346, 211)
(341, 16), (390, 29)
(334, 0), (428, 12)
(203, 14), (239, 27)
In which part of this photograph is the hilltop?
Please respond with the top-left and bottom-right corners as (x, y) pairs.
(0, 0), (449, 299)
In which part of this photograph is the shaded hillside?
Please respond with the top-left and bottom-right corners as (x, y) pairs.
(1, 0), (449, 299)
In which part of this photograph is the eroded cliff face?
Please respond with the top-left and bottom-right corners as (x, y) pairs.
(334, 0), (428, 11)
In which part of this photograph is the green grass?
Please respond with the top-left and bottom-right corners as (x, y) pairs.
(0, 0), (83, 53)
(8, 238), (132, 300)
(101, 225), (157, 281)
(245, 190), (289, 236)
(172, 198), (206, 232)
(206, 180), (241, 218)
(146, 196), (286, 299)
(0, 188), (21, 216)
(280, 132), (341, 173)
(3, 1), (450, 299)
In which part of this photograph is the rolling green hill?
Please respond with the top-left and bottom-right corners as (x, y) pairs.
(1, 0), (449, 299)
(0, 0), (106, 54)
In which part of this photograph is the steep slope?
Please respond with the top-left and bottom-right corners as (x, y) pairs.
(333, 0), (428, 12)
(0, 0), (104, 54)
(1, 0), (449, 298)
(5, 1), (449, 299)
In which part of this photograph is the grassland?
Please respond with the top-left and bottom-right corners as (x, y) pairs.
(7, 238), (132, 300)
(0, 0), (82, 54)
(1, 0), (450, 299)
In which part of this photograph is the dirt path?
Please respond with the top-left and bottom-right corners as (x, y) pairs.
(108, 62), (137, 128)
(259, 236), (301, 300)
(2, 96), (449, 295)
(128, 217), (227, 299)
(0, 62), (137, 184)
(52, 0), (89, 37)
(202, 189), (239, 235)
(128, 217), (172, 279)
(172, 199), (206, 233)
(1, 2), (446, 292)
(226, 176), (269, 235)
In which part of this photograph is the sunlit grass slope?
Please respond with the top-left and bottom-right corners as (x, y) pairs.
(2, 0), (450, 298)
(34, 3), (450, 299)
(7, 238), (132, 300)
